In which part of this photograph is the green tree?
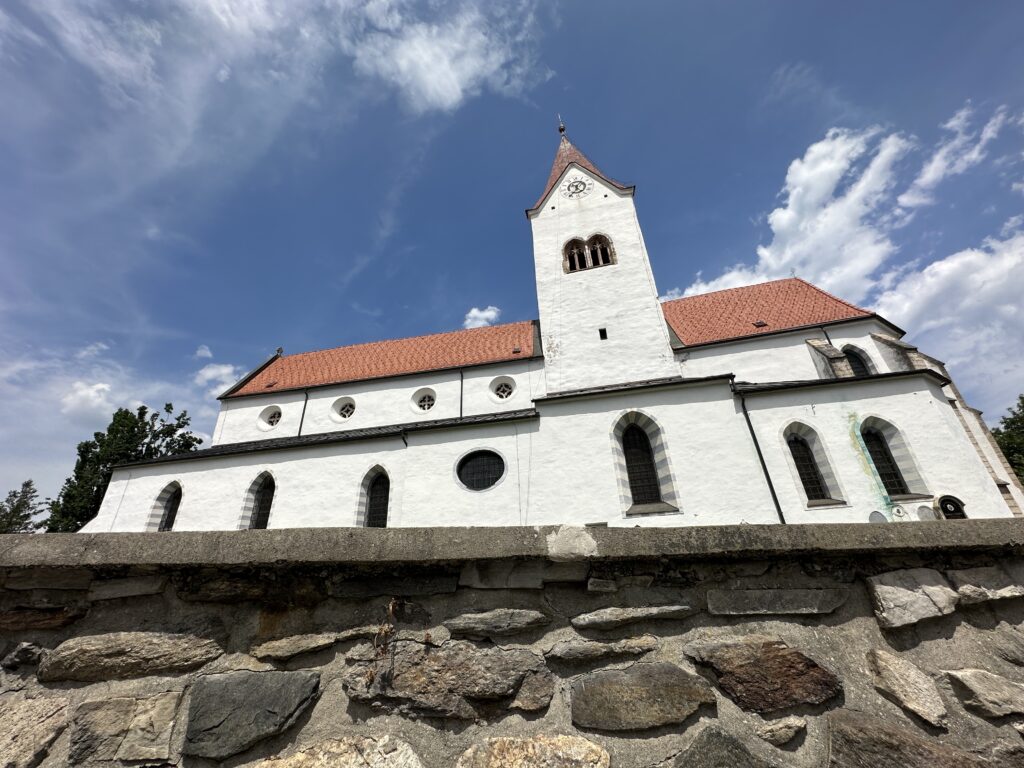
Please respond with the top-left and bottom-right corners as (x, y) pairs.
(0, 479), (41, 534)
(44, 404), (202, 533)
(994, 394), (1024, 484)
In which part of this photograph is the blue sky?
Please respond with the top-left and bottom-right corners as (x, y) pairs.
(2, 1), (1023, 498)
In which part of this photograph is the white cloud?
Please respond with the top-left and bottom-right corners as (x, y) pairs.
(463, 305), (501, 328)
(1002, 214), (1024, 237)
(193, 344), (213, 359)
(1013, 180), (1024, 195)
(193, 362), (241, 397)
(75, 341), (111, 359)
(659, 287), (683, 302)
(898, 103), (1008, 208)
(60, 381), (114, 418)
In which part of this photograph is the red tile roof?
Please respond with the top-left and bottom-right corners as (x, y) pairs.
(660, 277), (873, 347)
(226, 321), (537, 398)
(531, 134), (631, 211)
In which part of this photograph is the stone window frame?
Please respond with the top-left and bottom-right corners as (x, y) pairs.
(356, 465), (391, 527)
(610, 410), (680, 516)
(562, 232), (617, 274)
(858, 415), (931, 500)
(147, 481), (183, 532)
(780, 421), (847, 509)
(239, 471), (276, 530)
(841, 344), (877, 376)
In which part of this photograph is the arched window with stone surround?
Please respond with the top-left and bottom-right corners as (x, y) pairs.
(586, 234), (614, 266)
(782, 423), (843, 505)
(240, 472), (275, 530)
(357, 466), (390, 528)
(148, 481), (182, 532)
(860, 417), (928, 498)
(563, 234), (616, 273)
(564, 238), (588, 272)
(842, 345), (875, 377)
(610, 412), (679, 515)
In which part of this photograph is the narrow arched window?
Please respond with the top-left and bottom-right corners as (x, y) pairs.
(862, 427), (909, 496)
(250, 474), (275, 529)
(787, 435), (828, 501)
(623, 424), (661, 505)
(587, 234), (614, 266)
(844, 347), (872, 377)
(366, 473), (390, 528)
(158, 485), (182, 532)
(564, 238), (587, 272)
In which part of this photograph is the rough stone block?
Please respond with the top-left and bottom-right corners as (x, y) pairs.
(252, 736), (424, 767)
(251, 628), (376, 661)
(69, 698), (136, 765)
(756, 715), (805, 746)
(458, 560), (588, 589)
(946, 668), (1024, 717)
(443, 608), (551, 638)
(671, 727), (774, 767)
(867, 649), (947, 727)
(866, 568), (959, 629)
(570, 662), (714, 731)
(457, 735), (609, 767)
(117, 691), (181, 762)
(0, 695), (68, 768)
(826, 708), (987, 767)
(684, 634), (842, 714)
(38, 631), (222, 682)
(4, 567), (93, 591)
(946, 565), (1024, 605)
(184, 670), (320, 760)
(1, 641), (42, 670)
(570, 604), (697, 630)
(0, 604), (87, 630)
(545, 634), (657, 661)
(330, 574), (458, 598)
(586, 577), (618, 593)
(87, 575), (167, 601)
(707, 588), (848, 615)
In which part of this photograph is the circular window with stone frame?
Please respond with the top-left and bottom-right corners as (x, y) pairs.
(258, 406), (283, 431)
(455, 449), (507, 492)
(411, 387), (436, 413)
(489, 376), (516, 402)
(330, 397), (356, 423)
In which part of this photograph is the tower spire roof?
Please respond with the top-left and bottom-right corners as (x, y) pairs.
(529, 127), (631, 212)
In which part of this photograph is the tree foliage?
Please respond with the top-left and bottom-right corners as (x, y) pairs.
(44, 404), (202, 533)
(0, 479), (41, 534)
(994, 394), (1024, 485)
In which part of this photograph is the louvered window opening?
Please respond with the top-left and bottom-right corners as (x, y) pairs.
(457, 450), (505, 491)
(623, 425), (661, 505)
(845, 350), (870, 377)
(250, 476), (275, 529)
(158, 487), (182, 532)
(366, 474), (390, 528)
(862, 429), (910, 496)
(787, 436), (829, 501)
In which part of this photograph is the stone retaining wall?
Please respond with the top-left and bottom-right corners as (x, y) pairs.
(4, 521), (1024, 767)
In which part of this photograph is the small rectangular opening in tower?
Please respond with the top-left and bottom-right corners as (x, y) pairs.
(598, 328), (608, 340)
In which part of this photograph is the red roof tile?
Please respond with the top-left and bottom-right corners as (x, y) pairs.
(531, 133), (631, 211)
(226, 321), (537, 398)
(660, 278), (872, 347)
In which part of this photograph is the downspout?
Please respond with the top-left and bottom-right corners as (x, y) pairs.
(459, 369), (464, 418)
(733, 382), (786, 524)
(297, 389), (310, 436)
(819, 325), (834, 345)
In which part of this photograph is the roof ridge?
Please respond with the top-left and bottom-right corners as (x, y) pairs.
(791, 277), (871, 315)
(660, 276), (801, 305)
(281, 319), (536, 360)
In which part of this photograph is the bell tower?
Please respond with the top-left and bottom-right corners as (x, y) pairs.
(527, 125), (678, 393)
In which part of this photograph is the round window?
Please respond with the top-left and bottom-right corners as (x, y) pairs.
(412, 388), (436, 412)
(490, 376), (515, 401)
(258, 406), (282, 430)
(457, 450), (505, 491)
(331, 397), (356, 422)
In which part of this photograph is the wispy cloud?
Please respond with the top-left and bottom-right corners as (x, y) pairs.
(193, 344), (213, 359)
(463, 305), (501, 328)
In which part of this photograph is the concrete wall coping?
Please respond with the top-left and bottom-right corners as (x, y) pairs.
(2, 519), (1024, 569)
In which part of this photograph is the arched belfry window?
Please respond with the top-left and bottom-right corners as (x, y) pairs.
(240, 472), (275, 530)
(610, 412), (679, 515)
(860, 417), (927, 499)
(843, 346), (874, 377)
(563, 234), (616, 273)
(148, 482), (182, 532)
(782, 423), (843, 506)
(358, 467), (390, 528)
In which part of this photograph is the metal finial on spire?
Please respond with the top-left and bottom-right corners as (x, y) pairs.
(557, 114), (565, 134)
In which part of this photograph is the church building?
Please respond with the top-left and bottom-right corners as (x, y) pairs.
(83, 128), (1024, 533)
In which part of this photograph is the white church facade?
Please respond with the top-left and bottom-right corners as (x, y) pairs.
(83, 130), (1024, 533)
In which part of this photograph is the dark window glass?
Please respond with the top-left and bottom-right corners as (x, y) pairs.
(457, 450), (505, 491)
(158, 486), (182, 532)
(862, 428), (909, 495)
(366, 473), (390, 528)
(845, 350), (871, 377)
(939, 496), (967, 520)
(599, 245), (611, 264)
(623, 425), (661, 505)
(250, 475), (275, 529)
(787, 436), (829, 501)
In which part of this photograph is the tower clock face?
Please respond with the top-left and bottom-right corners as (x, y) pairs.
(561, 175), (594, 199)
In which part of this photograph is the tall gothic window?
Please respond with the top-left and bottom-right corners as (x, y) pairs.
(843, 347), (872, 377)
(157, 483), (182, 532)
(623, 424), (661, 505)
(787, 435), (829, 501)
(366, 472), (390, 528)
(249, 474), (275, 529)
(862, 427), (910, 496)
(564, 238), (587, 272)
(563, 235), (615, 273)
